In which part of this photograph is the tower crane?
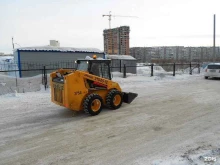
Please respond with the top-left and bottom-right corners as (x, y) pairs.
(102, 11), (138, 29)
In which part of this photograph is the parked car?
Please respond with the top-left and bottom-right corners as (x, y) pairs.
(204, 63), (220, 79)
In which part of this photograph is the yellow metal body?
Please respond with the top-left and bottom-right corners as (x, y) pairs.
(50, 69), (122, 111)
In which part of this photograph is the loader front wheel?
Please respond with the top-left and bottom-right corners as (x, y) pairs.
(106, 89), (123, 110)
(83, 93), (103, 116)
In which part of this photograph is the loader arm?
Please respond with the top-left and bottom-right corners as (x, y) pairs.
(82, 72), (122, 91)
(81, 72), (137, 104)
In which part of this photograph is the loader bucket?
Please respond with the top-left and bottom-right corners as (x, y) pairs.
(122, 92), (138, 104)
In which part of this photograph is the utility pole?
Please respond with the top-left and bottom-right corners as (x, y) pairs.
(213, 14), (216, 62)
(12, 37), (14, 50)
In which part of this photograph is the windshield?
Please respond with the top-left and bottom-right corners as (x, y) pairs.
(207, 65), (220, 69)
(77, 61), (88, 71)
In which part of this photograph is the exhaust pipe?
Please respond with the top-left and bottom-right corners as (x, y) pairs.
(122, 92), (138, 104)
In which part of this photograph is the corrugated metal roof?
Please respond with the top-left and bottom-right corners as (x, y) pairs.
(16, 46), (103, 53)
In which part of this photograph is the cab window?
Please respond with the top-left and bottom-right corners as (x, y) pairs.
(90, 62), (110, 79)
(77, 61), (88, 71)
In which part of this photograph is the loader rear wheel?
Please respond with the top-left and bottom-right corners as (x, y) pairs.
(83, 93), (103, 116)
(106, 89), (123, 110)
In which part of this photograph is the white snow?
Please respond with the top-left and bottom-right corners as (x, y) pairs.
(0, 63), (202, 96)
(0, 74), (46, 95)
(0, 73), (220, 165)
(85, 56), (93, 60)
(136, 65), (166, 75)
(0, 58), (219, 165)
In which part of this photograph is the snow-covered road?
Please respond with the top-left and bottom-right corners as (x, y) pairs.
(0, 75), (220, 165)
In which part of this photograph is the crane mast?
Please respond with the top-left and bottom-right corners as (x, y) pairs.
(102, 11), (112, 29)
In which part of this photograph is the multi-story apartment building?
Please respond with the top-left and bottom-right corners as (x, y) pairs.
(103, 26), (130, 55)
(130, 46), (220, 63)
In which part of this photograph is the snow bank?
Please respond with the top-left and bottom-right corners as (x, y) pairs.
(183, 67), (202, 74)
(137, 65), (166, 75)
(0, 59), (202, 96)
(0, 74), (47, 96)
(85, 56), (93, 60)
(135, 63), (202, 76)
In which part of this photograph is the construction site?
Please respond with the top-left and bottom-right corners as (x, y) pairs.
(103, 26), (130, 55)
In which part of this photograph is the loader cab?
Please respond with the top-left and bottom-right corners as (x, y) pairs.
(76, 59), (112, 80)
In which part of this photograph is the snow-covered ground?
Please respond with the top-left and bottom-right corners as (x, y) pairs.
(0, 70), (220, 165)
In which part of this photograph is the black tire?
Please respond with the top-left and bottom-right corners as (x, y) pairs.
(205, 76), (208, 79)
(106, 89), (123, 110)
(83, 93), (103, 116)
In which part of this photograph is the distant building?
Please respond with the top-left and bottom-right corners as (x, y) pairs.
(13, 41), (105, 77)
(103, 26), (130, 55)
(0, 52), (13, 56)
(106, 54), (137, 74)
(130, 46), (220, 63)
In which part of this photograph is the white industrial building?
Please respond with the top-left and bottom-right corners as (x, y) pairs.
(13, 40), (105, 77)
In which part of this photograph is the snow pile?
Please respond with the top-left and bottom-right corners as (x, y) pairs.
(112, 71), (197, 91)
(0, 58), (202, 96)
(85, 56), (93, 60)
(178, 67), (202, 74)
(137, 63), (152, 66)
(136, 63), (202, 76)
(112, 63), (201, 84)
(137, 65), (166, 75)
(0, 74), (45, 95)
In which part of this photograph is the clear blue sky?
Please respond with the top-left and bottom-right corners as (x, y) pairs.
(0, 0), (220, 53)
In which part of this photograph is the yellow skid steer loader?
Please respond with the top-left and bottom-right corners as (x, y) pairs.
(50, 56), (138, 116)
